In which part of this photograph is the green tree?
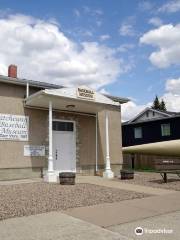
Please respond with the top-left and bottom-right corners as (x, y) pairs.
(160, 99), (167, 111)
(152, 95), (160, 110)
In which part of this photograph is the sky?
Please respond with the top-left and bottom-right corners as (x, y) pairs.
(0, 0), (180, 121)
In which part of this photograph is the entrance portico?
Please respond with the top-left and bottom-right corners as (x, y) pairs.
(25, 86), (120, 182)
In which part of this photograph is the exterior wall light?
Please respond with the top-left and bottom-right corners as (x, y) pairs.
(66, 104), (75, 110)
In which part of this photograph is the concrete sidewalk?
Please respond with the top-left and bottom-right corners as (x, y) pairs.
(0, 176), (179, 239)
(64, 191), (180, 227)
(0, 212), (130, 240)
(76, 176), (176, 195)
(108, 210), (180, 240)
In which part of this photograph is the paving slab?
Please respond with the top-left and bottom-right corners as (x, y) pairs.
(76, 176), (176, 195)
(0, 212), (131, 240)
(64, 201), (156, 227)
(108, 210), (180, 240)
(64, 192), (180, 227)
(124, 192), (180, 214)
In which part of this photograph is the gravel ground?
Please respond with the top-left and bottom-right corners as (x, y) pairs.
(0, 182), (150, 220)
(116, 172), (180, 191)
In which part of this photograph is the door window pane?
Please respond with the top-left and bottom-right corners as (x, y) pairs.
(161, 123), (170, 136)
(53, 121), (74, 131)
(134, 127), (142, 139)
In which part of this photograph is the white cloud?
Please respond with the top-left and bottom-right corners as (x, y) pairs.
(161, 77), (180, 111)
(119, 23), (135, 36)
(74, 9), (80, 17)
(161, 92), (180, 111)
(0, 13), (127, 89)
(165, 77), (180, 94)
(99, 34), (110, 41)
(94, 9), (103, 15)
(119, 17), (136, 37)
(138, 1), (154, 11)
(121, 101), (150, 122)
(83, 6), (103, 16)
(148, 17), (163, 27)
(158, 0), (180, 13)
(98, 88), (109, 94)
(81, 30), (93, 37)
(117, 43), (135, 52)
(140, 24), (180, 68)
(121, 77), (180, 121)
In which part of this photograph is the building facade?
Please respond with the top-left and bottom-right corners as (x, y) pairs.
(122, 107), (180, 169)
(0, 65), (128, 181)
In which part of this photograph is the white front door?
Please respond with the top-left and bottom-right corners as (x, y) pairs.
(53, 121), (76, 172)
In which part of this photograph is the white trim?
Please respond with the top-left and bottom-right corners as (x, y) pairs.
(48, 101), (53, 172)
(44, 101), (57, 183)
(105, 111), (110, 167)
(128, 107), (171, 123)
(26, 82), (29, 98)
(52, 119), (76, 173)
(25, 87), (120, 108)
(95, 113), (98, 172)
(44, 87), (119, 106)
(103, 111), (114, 178)
(24, 105), (96, 117)
(150, 108), (171, 116)
(53, 119), (76, 124)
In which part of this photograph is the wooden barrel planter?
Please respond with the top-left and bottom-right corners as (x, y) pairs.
(59, 172), (76, 185)
(120, 170), (134, 180)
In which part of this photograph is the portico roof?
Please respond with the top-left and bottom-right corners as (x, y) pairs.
(25, 86), (120, 114)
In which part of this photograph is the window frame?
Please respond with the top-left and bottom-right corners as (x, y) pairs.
(134, 127), (142, 139)
(52, 119), (75, 132)
(161, 123), (171, 137)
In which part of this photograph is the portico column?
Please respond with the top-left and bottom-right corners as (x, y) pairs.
(48, 101), (53, 172)
(103, 111), (114, 178)
(44, 101), (57, 182)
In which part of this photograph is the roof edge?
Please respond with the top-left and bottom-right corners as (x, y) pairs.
(104, 94), (129, 104)
(0, 74), (128, 104)
(122, 113), (180, 126)
(127, 107), (172, 124)
(0, 75), (62, 89)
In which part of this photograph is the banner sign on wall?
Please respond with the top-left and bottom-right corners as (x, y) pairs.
(24, 145), (45, 157)
(0, 114), (29, 141)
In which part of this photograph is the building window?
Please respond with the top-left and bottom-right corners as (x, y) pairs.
(146, 112), (149, 117)
(134, 127), (142, 139)
(153, 112), (155, 116)
(161, 123), (170, 136)
(53, 121), (74, 131)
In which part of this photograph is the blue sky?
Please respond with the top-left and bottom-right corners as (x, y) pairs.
(0, 0), (180, 120)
